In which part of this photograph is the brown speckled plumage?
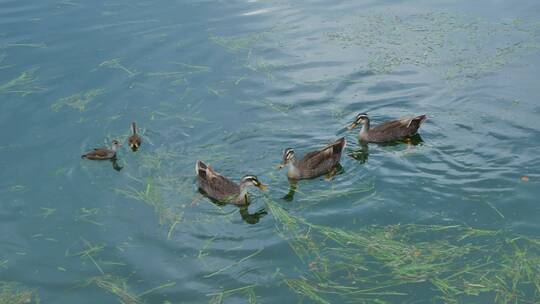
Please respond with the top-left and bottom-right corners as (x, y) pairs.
(281, 137), (346, 180)
(350, 113), (427, 143)
(196, 160), (266, 205)
(128, 122), (142, 152)
(81, 140), (120, 160)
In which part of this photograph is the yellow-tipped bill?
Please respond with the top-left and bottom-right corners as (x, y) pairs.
(257, 183), (268, 191)
(347, 122), (358, 130)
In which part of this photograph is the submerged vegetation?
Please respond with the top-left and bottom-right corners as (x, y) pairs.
(267, 200), (540, 303)
(51, 88), (105, 112)
(89, 275), (175, 304)
(0, 282), (39, 304)
(0, 68), (46, 96)
(208, 284), (258, 304)
(98, 58), (138, 78)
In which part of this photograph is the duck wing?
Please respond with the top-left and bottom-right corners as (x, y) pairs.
(369, 115), (426, 142)
(82, 148), (114, 159)
(196, 160), (240, 201)
(298, 138), (346, 176)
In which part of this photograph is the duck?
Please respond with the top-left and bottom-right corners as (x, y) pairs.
(278, 137), (346, 180)
(81, 140), (121, 160)
(348, 113), (427, 143)
(128, 122), (142, 152)
(196, 160), (267, 205)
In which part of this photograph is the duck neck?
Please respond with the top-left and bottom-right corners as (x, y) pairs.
(359, 120), (370, 140)
(238, 183), (252, 202)
(286, 159), (300, 178)
(131, 122), (137, 135)
(239, 182), (252, 195)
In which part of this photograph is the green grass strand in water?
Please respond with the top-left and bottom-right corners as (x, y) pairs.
(267, 199), (540, 303)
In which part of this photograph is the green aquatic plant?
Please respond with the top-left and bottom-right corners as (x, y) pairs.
(39, 207), (56, 219)
(98, 58), (137, 77)
(236, 99), (294, 116)
(204, 248), (263, 279)
(75, 207), (103, 226)
(209, 33), (266, 52)
(0, 53), (13, 70)
(267, 200), (540, 303)
(69, 238), (106, 275)
(90, 274), (176, 304)
(147, 62), (211, 87)
(0, 68), (46, 96)
(114, 176), (185, 239)
(51, 88), (105, 112)
(0, 43), (46, 50)
(0, 282), (39, 304)
(207, 284), (258, 304)
(90, 275), (143, 304)
(326, 12), (540, 84)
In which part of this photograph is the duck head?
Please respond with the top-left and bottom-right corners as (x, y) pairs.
(240, 175), (268, 191)
(278, 148), (295, 169)
(347, 113), (369, 130)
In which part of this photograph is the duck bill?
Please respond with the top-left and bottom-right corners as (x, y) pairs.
(257, 183), (268, 191)
(347, 122), (358, 130)
(276, 163), (285, 169)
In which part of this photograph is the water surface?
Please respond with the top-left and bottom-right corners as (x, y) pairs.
(1, 0), (540, 303)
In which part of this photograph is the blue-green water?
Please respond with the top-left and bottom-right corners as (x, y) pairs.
(1, 0), (540, 303)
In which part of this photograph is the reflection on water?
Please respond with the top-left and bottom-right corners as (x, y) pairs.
(282, 163), (345, 201)
(348, 134), (424, 163)
(111, 158), (123, 172)
(201, 190), (268, 224)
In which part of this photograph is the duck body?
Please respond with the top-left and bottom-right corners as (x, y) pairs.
(281, 137), (346, 180)
(81, 140), (120, 160)
(350, 113), (427, 143)
(196, 160), (266, 205)
(128, 122), (142, 152)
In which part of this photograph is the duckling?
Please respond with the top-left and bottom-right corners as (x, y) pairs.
(278, 137), (346, 180)
(348, 113), (427, 143)
(196, 160), (267, 205)
(128, 122), (142, 152)
(81, 140), (121, 160)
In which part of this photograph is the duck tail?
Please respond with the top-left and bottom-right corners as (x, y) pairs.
(131, 122), (137, 134)
(196, 160), (208, 177)
(407, 115), (427, 128)
(333, 137), (346, 154)
(81, 154), (87, 159)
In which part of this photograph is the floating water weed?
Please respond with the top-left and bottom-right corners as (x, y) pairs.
(114, 176), (184, 238)
(147, 62), (211, 87)
(204, 248), (263, 279)
(90, 275), (142, 304)
(75, 208), (103, 226)
(267, 200), (540, 303)
(327, 12), (540, 85)
(209, 33), (266, 52)
(68, 238), (106, 275)
(0, 68), (45, 96)
(51, 88), (105, 112)
(39, 207), (56, 219)
(0, 43), (46, 50)
(98, 58), (137, 77)
(0, 282), (39, 304)
(207, 284), (258, 304)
